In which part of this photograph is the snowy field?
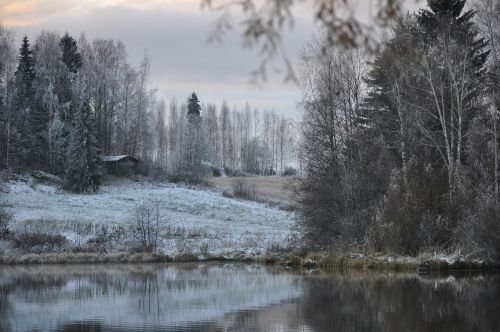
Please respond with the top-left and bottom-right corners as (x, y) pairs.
(2, 178), (297, 257)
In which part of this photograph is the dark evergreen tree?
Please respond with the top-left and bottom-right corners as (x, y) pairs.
(65, 76), (101, 193)
(15, 36), (35, 109)
(9, 36), (36, 170)
(417, 0), (489, 92)
(60, 32), (83, 74)
(187, 92), (201, 117)
(59, 32), (82, 126)
(179, 92), (206, 182)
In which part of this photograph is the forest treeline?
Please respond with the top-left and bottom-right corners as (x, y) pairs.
(2, 0), (500, 259)
(298, 0), (500, 258)
(0, 28), (298, 189)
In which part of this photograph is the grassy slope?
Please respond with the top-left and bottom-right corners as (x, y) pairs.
(211, 176), (297, 203)
(3, 178), (296, 257)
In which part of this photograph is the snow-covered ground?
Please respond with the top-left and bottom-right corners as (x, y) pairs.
(2, 178), (297, 257)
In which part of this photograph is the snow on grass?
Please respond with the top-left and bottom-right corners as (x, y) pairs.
(3, 178), (297, 257)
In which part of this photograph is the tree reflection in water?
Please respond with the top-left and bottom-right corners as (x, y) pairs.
(299, 273), (500, 332)
(0, 265), (499, 332)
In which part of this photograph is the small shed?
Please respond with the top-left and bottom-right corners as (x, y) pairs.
(102, 155), (139, 176)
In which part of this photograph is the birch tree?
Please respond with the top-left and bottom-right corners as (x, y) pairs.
(414, 0), (488, 197)
(0, 25), (16, 171)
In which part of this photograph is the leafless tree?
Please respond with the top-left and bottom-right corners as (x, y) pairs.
(133, 200), (164, 252)
(297, 35), (367, 245)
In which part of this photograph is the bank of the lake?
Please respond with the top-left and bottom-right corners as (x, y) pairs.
(273, 251), (500, 273)
(1, 250), (499, 274)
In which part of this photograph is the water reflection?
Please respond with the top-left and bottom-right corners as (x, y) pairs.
(0, 264), (499, 332)
(300, 273), (500, 332)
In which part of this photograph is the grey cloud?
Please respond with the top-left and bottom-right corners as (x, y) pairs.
(10, 5), (314, 117)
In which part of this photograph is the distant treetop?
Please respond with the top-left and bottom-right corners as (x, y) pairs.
(60, 32), (83, 73)
(187, 92), (201, 117)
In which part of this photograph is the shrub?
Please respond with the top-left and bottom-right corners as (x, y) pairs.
(213, 167), (222, 177)
(474, 189), (500, 259)
(232, 178), (256, 201)
(0, 205), (12, 239)
(132, 200), (165, 252)
(367, 165), (452, 255)
(12, 233), (67, 252)
(282, 166), (298, 176)
(84, 225), (113, 252)
(222, 189), (234, 198)
(223, 167), (235, 177)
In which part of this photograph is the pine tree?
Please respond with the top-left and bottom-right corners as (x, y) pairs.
(59, 32), (82, 127)
(181, 92), (205, 182)
(15, 36), (35, 109)
(187, 92), (201, 117)
(418, 0), (489, 78)
(60, 32), (83, 74)
(9, 36), (36, 170)
(65, 75), (101, 193)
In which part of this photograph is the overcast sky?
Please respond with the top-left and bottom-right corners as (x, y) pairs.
(0, 0), (424, 118)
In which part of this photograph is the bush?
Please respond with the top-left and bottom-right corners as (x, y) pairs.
(282, 166), (298, 176)
(232, 178), (256, 201)
(223, 167), (235, 177)
(222, 189), (234, 198)
(31, 171), (63, 185)
(132, 200), (165, 252)
(12, 233), (67, 252)
(474, 189), (500, 259)
(0, 170), (9, 193)
(366, 165), (453, 255)
(212, 167), (223, 177)
(83, 225), (114, 253)
(0, 204), (12, 239)
(0, 174), (11, 239)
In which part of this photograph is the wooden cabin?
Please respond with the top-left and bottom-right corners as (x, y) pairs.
(102, 155), (139, 176)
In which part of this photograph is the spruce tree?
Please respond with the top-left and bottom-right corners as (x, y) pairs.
(65, 75), (101, 193)
(60, 32), (83, 74)
(59, 32), (82, 126)
(15, 36), (35, 109)
(181, 92), (205, 182)
(187, 92), (201, 117)
(417, 0), (489, 81)
(10, 36), (35, 169)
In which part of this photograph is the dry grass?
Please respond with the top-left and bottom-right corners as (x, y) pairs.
(0, 252), (172, 264)
(0, 252), (248, 265)
(211, 176), (297, 203)
(261, 251), (500, 272)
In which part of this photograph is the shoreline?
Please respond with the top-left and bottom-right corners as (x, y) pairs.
(1, 251), (499, 273)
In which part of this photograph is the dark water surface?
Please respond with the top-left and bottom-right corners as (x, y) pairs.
(0, 263), (499, 332)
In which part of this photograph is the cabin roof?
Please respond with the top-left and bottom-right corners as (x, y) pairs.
(102, 155), (139, 163)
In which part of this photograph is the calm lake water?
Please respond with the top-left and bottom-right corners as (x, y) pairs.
(0, 263), (499, 332)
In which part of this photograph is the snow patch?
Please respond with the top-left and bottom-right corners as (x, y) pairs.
(4, 179), (297, 257)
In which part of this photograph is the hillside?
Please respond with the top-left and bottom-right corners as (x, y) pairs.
(1, 177), (297, 258)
